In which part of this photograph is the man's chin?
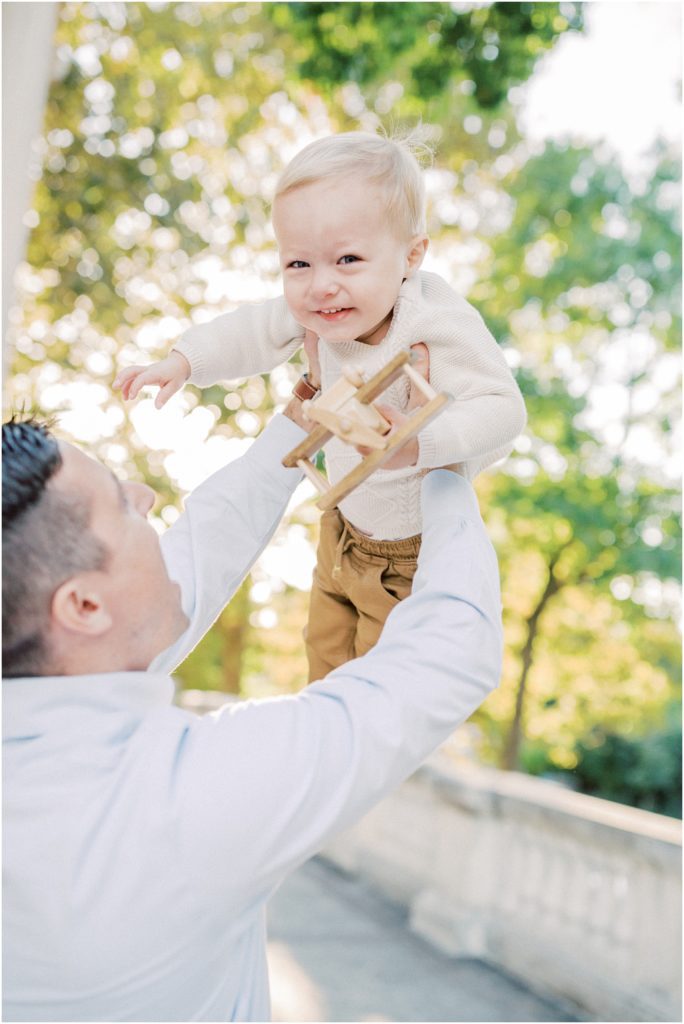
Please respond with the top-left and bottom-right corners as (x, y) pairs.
(145, 606), (190, 672)
(170, 607), (191, 647)
(170, 584), (190, 639)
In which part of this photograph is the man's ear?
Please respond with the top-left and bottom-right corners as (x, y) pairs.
(404, 235), (429, 279)
(51, 576), (113, 637)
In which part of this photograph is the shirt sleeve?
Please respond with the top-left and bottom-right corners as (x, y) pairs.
(173, 295), (304, 387)
(149, 415), (306, 674)
(173, 469), (503, 917)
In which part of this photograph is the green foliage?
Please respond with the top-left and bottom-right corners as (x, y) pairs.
(573, 716), (682, 818)
(272, 2), (583, 110)
(480, 142), (681, 352)
(520, 707), (682, 819)
(473, 133), (682, 770)
(173, 578), (311, 695)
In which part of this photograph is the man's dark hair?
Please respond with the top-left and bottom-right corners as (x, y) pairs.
(2, 416), (108, 677)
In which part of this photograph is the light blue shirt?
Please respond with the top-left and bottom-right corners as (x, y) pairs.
(3, 415), (502, 1022)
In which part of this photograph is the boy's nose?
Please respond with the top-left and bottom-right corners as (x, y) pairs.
(310, 269), (339, 301)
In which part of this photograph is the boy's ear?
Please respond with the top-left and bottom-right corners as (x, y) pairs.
(404, 235), (429, 278)
(51, 576), (113, 638)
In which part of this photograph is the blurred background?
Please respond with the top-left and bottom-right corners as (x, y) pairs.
(3, 1), (681, 815)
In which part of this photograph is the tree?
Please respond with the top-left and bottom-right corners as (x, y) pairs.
(475, 142), (681, 769)
(271, 2), (583, 111)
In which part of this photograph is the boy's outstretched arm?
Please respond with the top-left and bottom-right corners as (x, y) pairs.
(114, 295), (304, 407)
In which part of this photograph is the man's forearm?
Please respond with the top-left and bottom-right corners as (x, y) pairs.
(151, 415), (306, 672)
(296, 468), (503, 843)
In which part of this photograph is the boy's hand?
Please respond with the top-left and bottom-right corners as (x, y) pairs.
(113, 351), (191, 409)
(356, 342), (430, 470)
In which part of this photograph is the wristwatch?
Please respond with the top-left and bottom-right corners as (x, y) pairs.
(292, 373), (321, 402)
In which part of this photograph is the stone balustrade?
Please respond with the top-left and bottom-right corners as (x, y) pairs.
(178, 691), (682, 1022)
(322, 749), (682, 1023)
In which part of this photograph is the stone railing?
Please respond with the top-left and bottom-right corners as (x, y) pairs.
(177, 692), (682, 1022)
(322, 750), (682, 1023)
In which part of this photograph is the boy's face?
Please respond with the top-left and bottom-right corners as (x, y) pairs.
(273, 177), (427, 346)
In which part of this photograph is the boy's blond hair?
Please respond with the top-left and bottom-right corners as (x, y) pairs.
(275, 130), (432, 241)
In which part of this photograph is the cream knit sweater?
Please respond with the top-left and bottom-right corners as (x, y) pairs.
(175, 270), (526, 539)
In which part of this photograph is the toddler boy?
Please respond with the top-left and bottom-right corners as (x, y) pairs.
(115, 131), (526, 681)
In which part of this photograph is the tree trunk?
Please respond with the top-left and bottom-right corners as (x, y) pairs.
(218, 580), (251, 694)
(501, 547), (568, 771)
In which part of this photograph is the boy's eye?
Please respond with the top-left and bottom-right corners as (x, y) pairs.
(287, 260), (309, 269)
(339, 254), (360, 265)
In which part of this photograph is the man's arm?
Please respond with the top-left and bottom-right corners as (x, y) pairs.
(149, 408), (307, 673)
(174, 469), (502, 915)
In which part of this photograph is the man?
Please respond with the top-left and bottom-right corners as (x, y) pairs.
(3, 393), (502, 1022)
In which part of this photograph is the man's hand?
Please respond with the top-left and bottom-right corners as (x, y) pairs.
(357, 342), (430, 470)
(113, 351), (191, 409)
(302, 329), (321, 391)
(282, 395), (315, 431)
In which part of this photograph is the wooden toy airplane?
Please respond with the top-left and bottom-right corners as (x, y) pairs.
(282, 349), (452, 511)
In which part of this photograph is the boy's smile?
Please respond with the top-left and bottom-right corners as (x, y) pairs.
(317, 307), (351, 323)
(273, 176), (427, 347)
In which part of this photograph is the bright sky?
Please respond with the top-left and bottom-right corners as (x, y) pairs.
(520, 2), (681, 174)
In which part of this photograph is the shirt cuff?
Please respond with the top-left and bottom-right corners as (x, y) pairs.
(174, 332), (215, 386)
(421, 468), (482, 526)
(247, 414), (307, 489)
(415, 423), (439, 469)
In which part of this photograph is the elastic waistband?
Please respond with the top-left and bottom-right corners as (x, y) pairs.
(338, 510), (421, 558)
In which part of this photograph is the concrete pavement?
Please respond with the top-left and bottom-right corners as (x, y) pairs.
(267, 856), (582, 1023)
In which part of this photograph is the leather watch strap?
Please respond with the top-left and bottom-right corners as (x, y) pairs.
(292, 373), (321, 402)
